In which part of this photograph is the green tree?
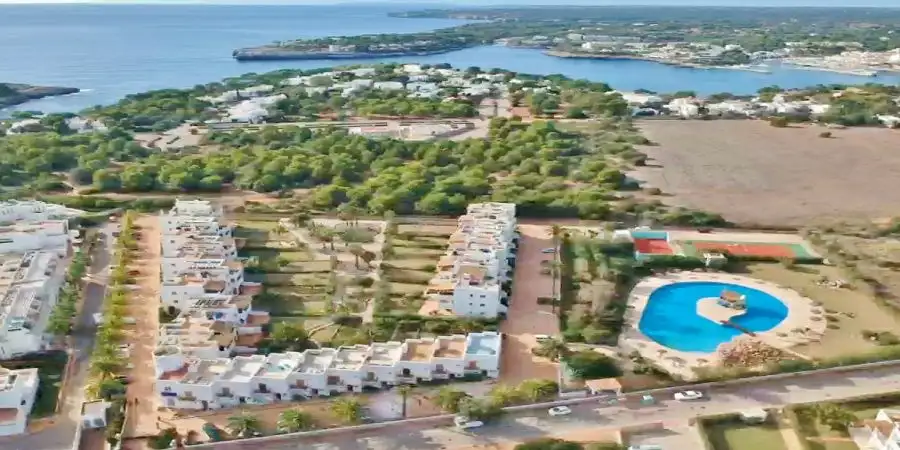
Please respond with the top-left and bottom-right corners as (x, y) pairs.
(815, 404), (857, 431)
(269, 322), (312, 352)
(330, 397), (364, 424)
(458, 398), (503, 422)
(533, 338), (569, 362)
(434, 387), (468, 413)
(227, 411), (262, 438)
(563, 350), (621, 380)
(488, 384), (524, 407)
(517, 379), (559, 403)
(515, 438), (584, 450)
(277, 409), (315, 433)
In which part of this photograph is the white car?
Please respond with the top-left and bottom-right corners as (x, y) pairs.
(534, 335), (552, 341)
(673, 390), (704, 401)
(454, 416), (484, 429)
(548, 406), (572, 416)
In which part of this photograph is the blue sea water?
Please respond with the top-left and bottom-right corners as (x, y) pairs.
(1, 3), (900, 114)
(638, 281), (788, 353)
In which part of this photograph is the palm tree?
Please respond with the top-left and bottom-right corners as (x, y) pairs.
(434, 387), (468, 413)
(277, 409), (314, 433)
(89, 353), (123, 380)
(227, 411), (262, 438)
(348, 244), (364, 269)
(330, 397), (364, 424)
(533, 338), (569, 362)
(291, 212), (310, 229)
(397, 384), (412, 418)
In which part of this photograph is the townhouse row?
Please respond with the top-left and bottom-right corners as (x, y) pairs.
(154, 331), (502, 410)
(0, 201), (84, 435)
(153, 200), (503, 412)
(425, 203), (517, 318)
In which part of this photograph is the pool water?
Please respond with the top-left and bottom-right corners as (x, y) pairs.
(637, 281), (788, 353)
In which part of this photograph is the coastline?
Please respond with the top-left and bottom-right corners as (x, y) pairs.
(0, 84), (80, 109)
(232, 47), (471, 61)
(781, 63), (879, 77)
(542, 50), (771, 73)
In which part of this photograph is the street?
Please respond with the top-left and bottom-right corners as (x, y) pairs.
(248, 363), (900, 450)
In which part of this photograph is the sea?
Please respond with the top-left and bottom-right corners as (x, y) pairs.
(2, 3), (900, 114)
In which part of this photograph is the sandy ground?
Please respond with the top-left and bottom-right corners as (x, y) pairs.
(631, 120), (900, 226)
(123, 215), (162, 439)
(499, 225), (561, 384)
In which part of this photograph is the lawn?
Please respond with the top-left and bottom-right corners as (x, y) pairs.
(3, 351), (68, 418)
(258, 286), (329, 315)
(704, 419), (788, 450)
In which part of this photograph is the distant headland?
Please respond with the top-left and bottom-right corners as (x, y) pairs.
(0, 83), (80, 109)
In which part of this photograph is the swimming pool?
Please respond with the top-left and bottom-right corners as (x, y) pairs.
(637, 281), (788, 353)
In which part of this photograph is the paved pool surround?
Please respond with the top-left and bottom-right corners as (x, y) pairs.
(619, 272), (826, 379)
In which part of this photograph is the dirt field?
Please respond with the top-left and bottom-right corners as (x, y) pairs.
(500, 224), (561, 384)
(124, 215), (163, 438)
(744, 262), (900, 359)
(631, 120), (900, 226)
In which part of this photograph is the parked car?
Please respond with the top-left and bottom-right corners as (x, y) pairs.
(673, 390), (704, 401)
(454, 416), (484, 429)
(628, 445), (663, 450)
(548, 406), (572, 416)
(534, 335), (552, 341)
(541, 248), (556, 254)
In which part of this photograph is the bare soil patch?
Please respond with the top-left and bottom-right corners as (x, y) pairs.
(631, 120), (900, 226)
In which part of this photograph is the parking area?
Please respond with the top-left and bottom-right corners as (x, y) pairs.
(122, 215), (162, 439)
(499, 224), (560, 384)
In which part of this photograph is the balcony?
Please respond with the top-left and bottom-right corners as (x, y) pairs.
(177, 394), (197, 401)
(216, 391), (234, 398)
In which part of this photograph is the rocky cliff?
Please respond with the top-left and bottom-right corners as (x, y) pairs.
(0, 83), (80, 109)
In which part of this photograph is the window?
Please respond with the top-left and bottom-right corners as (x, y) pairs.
(479, 304), (485, 307)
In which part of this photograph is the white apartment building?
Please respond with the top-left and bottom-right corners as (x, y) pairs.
(0, 221), (74, 254)
(159, 200), (258, 309)
(426, 203), (517, 318)
(160, 259), (245, 309)
(154, 332), (502, 410)
(160, 200), (233, 238)
(157, 313), (265, 360)
(0, 251), (69, 359)
(0, 366), (39, 436)
(0, 200), (83, 224)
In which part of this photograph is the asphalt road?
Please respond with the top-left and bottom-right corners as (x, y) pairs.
(3, 224), (116, 450)
(255, 363), (900, 450)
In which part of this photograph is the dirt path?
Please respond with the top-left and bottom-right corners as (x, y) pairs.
(499, 224), (560, 384)
(123, 215), (162, 438)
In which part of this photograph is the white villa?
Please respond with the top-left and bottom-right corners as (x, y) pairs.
(154, 331), (502, 410)
(426, 203), (516, 318)
(0, 366), (39, 436)
(851, 409), (900, 450)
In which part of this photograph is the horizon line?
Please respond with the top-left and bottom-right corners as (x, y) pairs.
(1, 0), (899, 7)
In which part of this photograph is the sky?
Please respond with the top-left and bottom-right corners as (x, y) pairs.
(0, 0), (896, 5)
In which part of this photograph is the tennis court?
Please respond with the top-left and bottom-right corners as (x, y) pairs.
(680, 240), (818, 260)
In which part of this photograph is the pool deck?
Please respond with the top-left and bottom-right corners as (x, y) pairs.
(620, 272), (827, 380)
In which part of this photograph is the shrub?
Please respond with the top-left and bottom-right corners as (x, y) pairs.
(819, 131), (833, 138)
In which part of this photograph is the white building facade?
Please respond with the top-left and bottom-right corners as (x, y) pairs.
(154, 332), (502, 410)
(0, 367), (39, 436)
(426, 203), (516, 318)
